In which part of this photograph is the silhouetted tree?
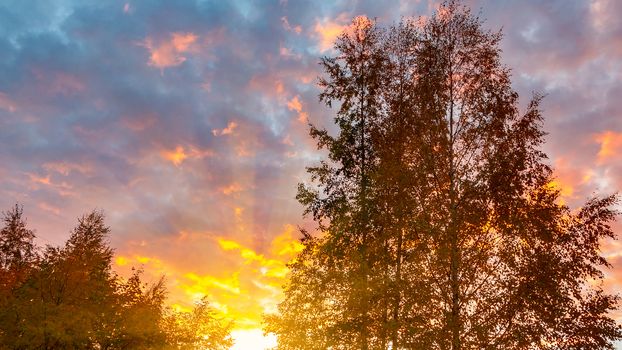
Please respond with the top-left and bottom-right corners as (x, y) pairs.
(267, 1), (622, 349)
(0, 206), (234, 350)
(0, 204), (37, 288)
(13, 210), (118, 349)
(0, 204), (38, 347)
(292, 16), (388, 349)
(111, 268), (168, 349)
(163, 296), (233, 350)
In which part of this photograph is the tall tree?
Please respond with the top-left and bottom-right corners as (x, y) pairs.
(292, 15), (387, 349)
(112, 268), (168, 349)
(267, 1), (621, 349)
(0, 204), (38, 347)
(0, 204), (37, 288)
(31, 210), (118, 349)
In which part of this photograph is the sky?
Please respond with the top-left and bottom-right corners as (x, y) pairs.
(0, 0), (621, 349)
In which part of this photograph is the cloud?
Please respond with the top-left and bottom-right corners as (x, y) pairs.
(160, 145), (188, 166)
(595, 131), (622, 164)
(281, 16), (302, 34)
(212, 121), (238, 136)
(313, 13), (350, 52)
(0, 93), (17, 112)
(142, 32), (199, 70)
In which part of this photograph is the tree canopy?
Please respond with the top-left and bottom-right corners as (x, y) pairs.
(265, 1), (622, 349)
(0, 207), (233, 350)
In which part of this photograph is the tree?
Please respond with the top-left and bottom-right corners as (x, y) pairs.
(0, 204), (38, 347)
(267, 1), (621, 349)
(113, 268), (168, 349)
(289, 15), (387, 349)
(0, 204), (37, 289)
(163, 297), (234, 350)
(0, 205), (235, 350)
(18, 210), (119, 349)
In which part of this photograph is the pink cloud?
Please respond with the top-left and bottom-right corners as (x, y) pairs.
(313, 14), (375, 53)
(313, 13), (350, 52)
(30, 69), (85, 96)
(287, 95), (308, 123)
(594, 131), (622, 164)
(281, 16), (302, 34)
(212, 121), (238, 136)
(142, 32), (199, 70)
(42, 162), (92, 176)
(0, 92), (17, 112)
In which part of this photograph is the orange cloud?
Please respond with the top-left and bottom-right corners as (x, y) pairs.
(24, 172), (75, 197)
(287, 96), (302, 113)
(27, 173), (51, 186)
(594, 131), (622, 164)
(219, 182), (243, 195)
(111, 224), (306, 344)
(160, 145), (213, 166)
(161, 145), (188, 166)
(142, 32), (198, 70)
(270, 224), (304, 257)
(314, 14), (349, 52)
(287, 95), (308, 123)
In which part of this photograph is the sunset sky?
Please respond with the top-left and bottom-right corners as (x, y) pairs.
(0, 0), (621, 348)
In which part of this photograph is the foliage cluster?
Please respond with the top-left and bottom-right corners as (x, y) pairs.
(0, 205), (233, 350)
(265, 2), (621, 349)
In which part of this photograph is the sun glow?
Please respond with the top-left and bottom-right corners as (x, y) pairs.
(231, 329), (277, 350)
